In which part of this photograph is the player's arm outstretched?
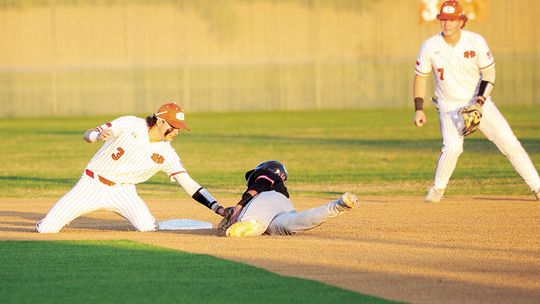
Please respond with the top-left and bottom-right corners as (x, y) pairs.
(172, 173), (227, 216)
(413, 74), (428, 127)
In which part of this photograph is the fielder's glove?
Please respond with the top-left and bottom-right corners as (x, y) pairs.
(216, 206), (235, 237)
(460, 103), (483, 137)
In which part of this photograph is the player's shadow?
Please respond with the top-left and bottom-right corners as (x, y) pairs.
(471, 196), (534, 202)
(0, 211), (133, 233)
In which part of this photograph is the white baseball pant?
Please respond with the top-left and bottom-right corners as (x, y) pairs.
(237, 191), (347, 236)
(433, 98), (540, 191)
(36, 172), (157, 233)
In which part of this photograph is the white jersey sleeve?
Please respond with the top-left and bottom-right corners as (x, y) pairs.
(161, 144), (187, 177)
(94, 116), (136, 139)
(415, 39), (433, 77)
(475, 34), (495, 71)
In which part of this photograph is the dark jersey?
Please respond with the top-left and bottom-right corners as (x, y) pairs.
(237, 168), (289, 207)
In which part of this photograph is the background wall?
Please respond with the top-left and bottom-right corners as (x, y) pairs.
(0, 0), (538, 117)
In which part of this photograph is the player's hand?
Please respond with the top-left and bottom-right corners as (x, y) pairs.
(475, 96), (486, 107)
(216, 205), (241, 236)
(216, 206), (234, 217)
(215, 206), (225, 217)
(229, 205), (243, 225)
(413, 110), (426, 127)
(98, 128), (113, 141)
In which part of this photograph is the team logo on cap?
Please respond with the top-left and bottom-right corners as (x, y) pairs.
(176, 112), (185, 121)
(442, 5), (456, 14)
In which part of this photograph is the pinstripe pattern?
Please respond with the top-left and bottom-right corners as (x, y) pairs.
(37, 116), (189, 233)
(416, 30), (493, 104)
(417, 31), (540, 193)
(479, 100), (540, 189)
(433, 101), (465, 189)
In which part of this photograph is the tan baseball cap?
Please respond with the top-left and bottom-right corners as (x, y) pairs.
(155, 102), (191, 130)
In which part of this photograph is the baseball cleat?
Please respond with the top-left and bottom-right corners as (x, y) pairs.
(534, 188), (539, 201)
(337, 192), (359, 210)
(425, 186), (445, 203)
(226, 220), (266, 237)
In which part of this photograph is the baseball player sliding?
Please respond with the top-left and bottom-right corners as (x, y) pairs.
(36, 102), (226, 233)
(217, 160), (359, 237)
(413, 0), (540, 202)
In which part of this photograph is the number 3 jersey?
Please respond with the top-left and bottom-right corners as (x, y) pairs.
(415, 30), (495, 104)
(86, 116), (186, 184)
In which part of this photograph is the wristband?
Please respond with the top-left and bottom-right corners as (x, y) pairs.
(211, 203), (221, 213)
(478, 80), (494, 96)
(192, 187), (218, 210)
(238, 191), (255, 207)
(88, 130), (99, 142)
(414, 97), (424, 111)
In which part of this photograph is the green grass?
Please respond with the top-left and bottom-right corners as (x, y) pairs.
(0, 108), (537, 303)
(0, 107), (539, 199)
(0, 240), (394, 304)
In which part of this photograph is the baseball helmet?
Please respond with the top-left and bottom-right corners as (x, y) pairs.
(155, 102), (190, 130)
(437, 0), (468, 27)
(245, 160), (288, 182)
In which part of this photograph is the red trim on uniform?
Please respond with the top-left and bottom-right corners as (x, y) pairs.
(85, 169), (94, 178)
(106, 122), (112, 127)
(169, 171), (187, 178)
(415, 69), (430, 77)
(255, 175), (275, 186)
(85, 169), (115, 186)
(479, 61), (495, 71)
(96, 126), (103, 132)
(98, 175), (115, 186)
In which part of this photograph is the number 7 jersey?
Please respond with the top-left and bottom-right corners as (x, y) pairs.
(86, 116), (186, 184)
(415, 30), (495, 104)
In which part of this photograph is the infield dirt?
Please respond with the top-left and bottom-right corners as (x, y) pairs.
(1, 196), (539, 303)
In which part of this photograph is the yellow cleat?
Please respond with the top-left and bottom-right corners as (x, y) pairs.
(226, 220), (266, 237)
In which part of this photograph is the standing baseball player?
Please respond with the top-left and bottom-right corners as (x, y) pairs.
(413, 0), (540, 202)
(36, 102), (226, 233)
(217, 160), (359, 237)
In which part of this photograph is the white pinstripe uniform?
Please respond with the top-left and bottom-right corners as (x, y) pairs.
(36, 116), (194, 233)
(415, 30), (540, 192)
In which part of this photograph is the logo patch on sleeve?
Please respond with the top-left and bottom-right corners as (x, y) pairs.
(151, 153), (165, 164)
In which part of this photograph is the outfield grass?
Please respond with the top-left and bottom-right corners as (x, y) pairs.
(0, 240), (393, 304)
(1, 107), (539, 199)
